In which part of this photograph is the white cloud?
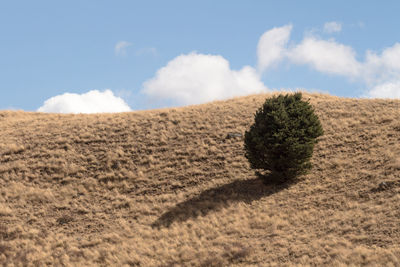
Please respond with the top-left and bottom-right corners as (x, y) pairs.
(323, 21), (342, 33)
(366, 84), (400, 99)
(288, 38), (400, 98)
(38, 90), (131, 114)
(257, 24), (292, 72)
(362, 43), (400, 98)
(256, 25), (360, 77)
(288, 37), (361, 77)
(256, 25), (400, 98)
(142, 52), (267, 105)
(364, 43), (400, 82)
(367, 81), (400, 98)
(115, 41), (132, 56)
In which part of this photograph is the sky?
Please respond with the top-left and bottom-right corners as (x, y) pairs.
(1, 0), (400, 113)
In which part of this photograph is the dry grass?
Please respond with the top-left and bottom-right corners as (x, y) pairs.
(0, 92), (399, 266)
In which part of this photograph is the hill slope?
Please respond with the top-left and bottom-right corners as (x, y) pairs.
(1, 93), (399, 266)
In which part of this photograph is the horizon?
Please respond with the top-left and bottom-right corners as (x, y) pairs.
(1, 1), (400, 113)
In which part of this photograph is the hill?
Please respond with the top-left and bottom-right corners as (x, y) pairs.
(0, 92), (399, 266)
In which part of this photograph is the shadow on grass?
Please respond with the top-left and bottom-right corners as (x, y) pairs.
(152, 175), (292, 228)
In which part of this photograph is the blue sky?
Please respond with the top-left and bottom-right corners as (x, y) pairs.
(1, 1), (400, 113)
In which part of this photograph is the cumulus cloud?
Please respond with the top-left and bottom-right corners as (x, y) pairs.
(257, 26), (360, 77)
(256, 25), (400, 98)
(364, 43), (400, 82)
(142, 52), (267, 105)
(115, 41), (132, 56)
(288, 37), (361, 77)
(367, 82), (400, 98)
(323, 21), (342, 33)
(257, 24), (292, 72)
(362, 43), (400, 98)
(140, 25), (399, 103)
(38, 90), (131, 114)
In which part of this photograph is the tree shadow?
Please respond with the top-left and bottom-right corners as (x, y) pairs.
(152, 175), (292, 228)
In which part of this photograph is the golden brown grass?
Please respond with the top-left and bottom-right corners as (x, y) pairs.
(0, 92), (399, 266)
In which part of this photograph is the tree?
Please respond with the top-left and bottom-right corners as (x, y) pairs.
(244, 93), (323, 184)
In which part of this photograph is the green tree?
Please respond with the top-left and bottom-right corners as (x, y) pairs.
(244, 93), (323, 184)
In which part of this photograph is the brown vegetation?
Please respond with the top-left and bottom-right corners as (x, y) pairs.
(0, 92), (399, 266)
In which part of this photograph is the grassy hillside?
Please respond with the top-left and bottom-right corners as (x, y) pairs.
(1, 92), (399, 266)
